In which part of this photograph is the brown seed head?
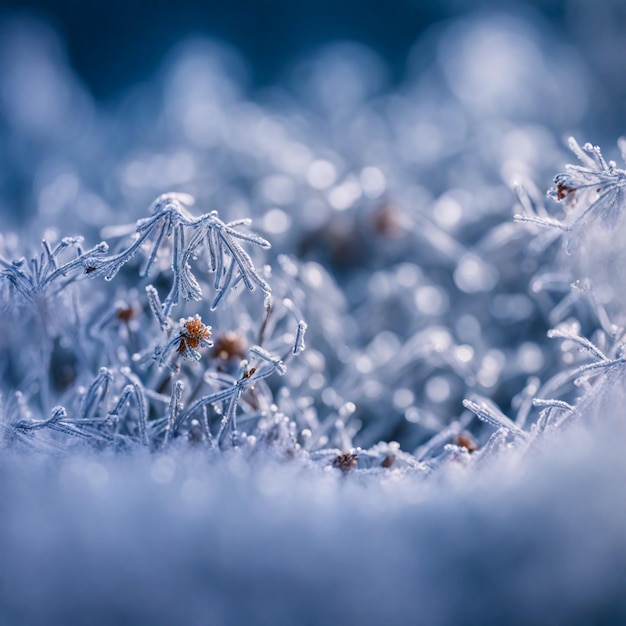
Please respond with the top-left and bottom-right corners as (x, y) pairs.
(556, 182), (576, 202)
(213, 331), (247, 362)
(177, 315), (212, 355)
(117, 305), (136, 322)
(243, 367), (257, 379)
(184, 316), (210, 340)
(456, 431), (478, 453)
(381, 454), (395, 468)
(333, 452), (358, 474)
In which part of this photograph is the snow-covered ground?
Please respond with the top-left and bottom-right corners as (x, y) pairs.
(2, 407), (626, 625)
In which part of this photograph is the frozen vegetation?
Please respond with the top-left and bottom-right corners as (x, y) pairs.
(1, 7), (626, 624)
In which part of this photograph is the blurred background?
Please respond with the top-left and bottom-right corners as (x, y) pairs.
(1, 0), (625, 114)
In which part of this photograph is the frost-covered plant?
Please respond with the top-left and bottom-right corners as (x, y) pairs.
(0, 192), (310, 454)
(478, 138), (626, 449)
(515, 138), (626, 254)
(2, 15), (626, 477)
(1, 14), (601, 466)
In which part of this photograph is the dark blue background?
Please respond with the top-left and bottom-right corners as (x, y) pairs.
(1, 0), (570, 98)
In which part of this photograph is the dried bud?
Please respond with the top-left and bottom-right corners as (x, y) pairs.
(456, 431), (478, 453)
(556, 182), (576, 202)
(177, 315), (212, 359)
(381, 454), (395, 468)
(333, 452), (358, 474)
(117, 303), (138, 322)
(213, 331), (247, 362)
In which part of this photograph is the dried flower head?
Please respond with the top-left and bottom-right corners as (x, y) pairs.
(455, 431), (478, 453)
(381, 454), (395, 468)
(212, 331), (247, 362)
(242, 367), (257, 379)
(177, 314), (213, 361)
(117, 303), (139, 322)
(333, 451), (358, 474)
(555, 182), (576, 203)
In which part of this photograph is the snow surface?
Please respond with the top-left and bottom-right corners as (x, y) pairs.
(1, 404), (625, 626)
